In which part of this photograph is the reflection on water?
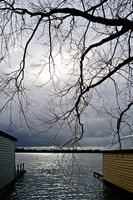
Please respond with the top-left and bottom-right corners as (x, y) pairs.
(0, 153), (133, 200)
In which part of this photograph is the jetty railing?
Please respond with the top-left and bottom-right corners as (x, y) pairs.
(15, 163), (26, 178)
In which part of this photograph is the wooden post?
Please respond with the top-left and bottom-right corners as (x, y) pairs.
(22, 163), (24, 172)
(17, 165), (19, 176)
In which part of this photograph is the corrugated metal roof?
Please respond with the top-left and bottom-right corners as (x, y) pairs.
(0, 130), (17, 141)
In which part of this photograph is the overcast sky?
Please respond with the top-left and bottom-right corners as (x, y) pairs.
(0, 73), (116, 148)
(0, 45), (117, 148)
(0, 33), (127, 149)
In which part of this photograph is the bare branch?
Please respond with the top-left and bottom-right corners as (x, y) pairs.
(117, 101), (133, 149)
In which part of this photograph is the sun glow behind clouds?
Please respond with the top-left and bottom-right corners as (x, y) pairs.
(27, 52), (75, 86)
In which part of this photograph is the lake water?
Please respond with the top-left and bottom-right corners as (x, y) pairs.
(0, 153), (133, 200)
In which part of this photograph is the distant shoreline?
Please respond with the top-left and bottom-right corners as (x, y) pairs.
(15, 148), (102, 153)
(15, 148), (133, 153)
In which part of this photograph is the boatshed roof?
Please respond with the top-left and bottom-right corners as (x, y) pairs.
(0, 130), (17, 141)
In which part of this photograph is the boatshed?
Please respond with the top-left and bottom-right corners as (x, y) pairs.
(103, 149), (133, 193)
(0, 130), (17, 191)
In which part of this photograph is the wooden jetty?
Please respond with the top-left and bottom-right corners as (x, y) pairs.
(93, 172), (103, 180)
(15, 163), (26, 179)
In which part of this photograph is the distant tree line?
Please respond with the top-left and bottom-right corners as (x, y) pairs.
(15, 148), (102, 153)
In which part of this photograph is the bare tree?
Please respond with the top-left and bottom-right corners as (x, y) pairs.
(0, 0), (133, 147)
